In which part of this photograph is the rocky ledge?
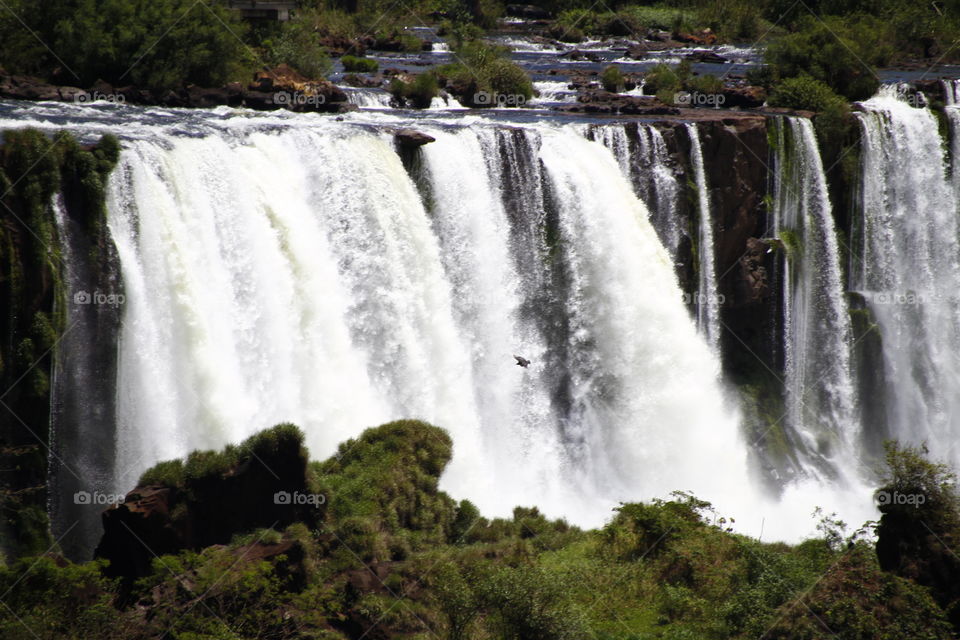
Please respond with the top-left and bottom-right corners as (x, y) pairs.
(0, 64), (355, 113)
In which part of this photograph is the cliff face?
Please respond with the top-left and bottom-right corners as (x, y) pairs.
(0, 131), (120, 560)
(639, 114), (787, 478)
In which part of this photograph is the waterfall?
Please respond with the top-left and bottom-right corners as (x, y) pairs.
(592, 123), (683, 259)
(943, 79), (960, 195)
(854, 88), (960, 463)
(771, 117), (859, 474)
(686, 124), (721, 353)
(96, 119), (757, 529)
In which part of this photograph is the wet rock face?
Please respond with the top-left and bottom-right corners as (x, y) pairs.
(695, 116), (774, 377)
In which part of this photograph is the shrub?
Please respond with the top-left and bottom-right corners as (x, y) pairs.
(686, 73), (724, 96)
(478, 564), (590, 640)
(435, 41), (533, 107)
(768, 75), (846, 112)
(602, 492), (712, 561)
(764, 15), (884, 100)
(10, 0), (250, 90)
(0, 557), (117, 639)
(389, 73), (440, 108)
(601, 65), (625, 92)
(317, 420), (458, 557)
(875, 441), (960, 628)
(264, 15), (332, 79)
(341, 55), (378, 73)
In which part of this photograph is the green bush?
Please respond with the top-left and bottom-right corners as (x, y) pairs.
(764, 15), (885, 100)
(0, 557), (117, 639)
(341, 55), (378, 73)
(686, 73), (724, 96)
(0, 0), (249, 90)
(263, 15), (332, 79)
(768, 75), (846, 112)
(389, 73), (440, 108)
(479, 564), (590, 640)
(435, 41), (533, 107)
(316, 420), (458, 557)
(601, 65), (625, 92)
(602, 492), (712, 561)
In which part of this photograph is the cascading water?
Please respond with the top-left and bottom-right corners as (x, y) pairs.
(96, 118), (761, 534)
(854, 88), (960, 464)
(592, 123), (683, 259)
(771, 117), (859, 475)
(686, 124), (721, 353)
(0, 99), (884, 554)
(943, 79), (960, 194)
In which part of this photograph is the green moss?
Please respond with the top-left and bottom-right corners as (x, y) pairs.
(778, 228), (802, 259)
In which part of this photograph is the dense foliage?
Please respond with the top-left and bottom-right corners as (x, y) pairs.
(3, 422), (959, 639)
(0, 0), (248, 90)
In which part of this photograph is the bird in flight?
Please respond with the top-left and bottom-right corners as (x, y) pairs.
(514, 355), (530, 368)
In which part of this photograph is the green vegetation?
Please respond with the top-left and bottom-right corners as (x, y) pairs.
(262, 14), (333, 79)
(389, 73), (441, 109)
(0, 129), (120, 560)
(764, 16), (886, 102)
(641, 61), (725, 106)
(0, 0), (249, 90)
(340, 55), (379, 73)
(5, 422), (960, 639)
(435, 41), (534, 108)
(600, 64), (625, 92)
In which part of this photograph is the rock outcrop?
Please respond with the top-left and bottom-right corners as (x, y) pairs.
(95, 425), (320, 580)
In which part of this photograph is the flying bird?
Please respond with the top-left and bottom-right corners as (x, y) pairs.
(514, 355), (530, 368)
